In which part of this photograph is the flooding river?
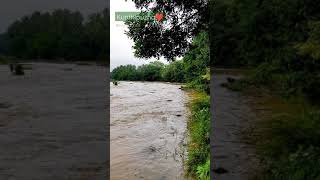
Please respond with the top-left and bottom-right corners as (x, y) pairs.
(211, 71), (260, 180)
(0, 63), (107, 180)
(110, 81), (189, 180)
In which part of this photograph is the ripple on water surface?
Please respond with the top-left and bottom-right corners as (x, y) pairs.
(110, 81), (189, 180)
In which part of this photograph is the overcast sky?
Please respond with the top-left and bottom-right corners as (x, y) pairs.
(110, 0), (167, 70)
(0, 0), (166, 69)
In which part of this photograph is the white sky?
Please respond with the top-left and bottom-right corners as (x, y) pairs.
(110, 0), (167, 70)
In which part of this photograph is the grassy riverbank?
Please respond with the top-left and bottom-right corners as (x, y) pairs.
(227, 72), (320, 179)
(259, 107), (320, 179)
(186, 91), (210, 180)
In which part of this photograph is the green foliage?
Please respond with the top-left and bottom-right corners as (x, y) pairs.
(184, 32), (210, 82)
(111, 62), (165, 81)
(260, 111), (320, 179)
(138, 61), (165, 81)
(112, 28), (210, 179)
(296, 21), (320, 60)
(0, 34), (8, 55)
(213, 1), (320, 178)
(111, 36), (211, 179)
(250, 63), (278, 85)
(5, 8), (109, 61)
(196, 159), (210, 180)
(161, 60), (185, 83)
(125, 0), (208, 60)
(212, 0), (320, 102)
(0, 55), (8, 64)
(112, 32), (210, 93)
(187, 93), (210, 176)
(111, 65), (140, 81)
(230, 63), (320, 103)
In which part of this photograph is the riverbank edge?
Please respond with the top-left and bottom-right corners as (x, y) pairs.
(184, 89), (210, 180)
(0, 56), (109, 66)
(225, 72), (320, 179)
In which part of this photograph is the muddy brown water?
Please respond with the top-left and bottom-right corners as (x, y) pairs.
(0, 63), (107, 180)
(110, 81), (189, 180)
(211, 72), (260, 180)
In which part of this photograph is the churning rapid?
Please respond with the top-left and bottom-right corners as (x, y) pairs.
(110, 81), (189, 180)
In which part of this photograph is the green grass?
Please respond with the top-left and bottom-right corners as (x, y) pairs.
(196, 159), (210, 180)
(186, 92), (210, 179)
(258, 110), (320, 180)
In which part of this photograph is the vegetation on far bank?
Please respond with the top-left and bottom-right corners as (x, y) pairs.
(212, 0), (320, 178)
(111, 32), (210, 94)
(0, 8), (109, 61)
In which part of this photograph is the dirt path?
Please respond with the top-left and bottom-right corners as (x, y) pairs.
(211, 72), (260, 180)
(0, 63), (107, 180)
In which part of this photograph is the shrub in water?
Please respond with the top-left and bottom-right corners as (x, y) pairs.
(14, 64), (24, 75)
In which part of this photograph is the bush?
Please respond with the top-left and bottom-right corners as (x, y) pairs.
(161, 60), (185, 82)
(251, 63), (279, 85)
(196, 159), (210, 180)
(111, 65), (139, 81)
(232, 65), (320, 104)
(260, 110), (320, 179)
(137, 61), (164, 81)
(187, 93), (210, 176)
(302, 73), (320, 103)
(14, 64), (24, 75)
(0, 55), (8, 64)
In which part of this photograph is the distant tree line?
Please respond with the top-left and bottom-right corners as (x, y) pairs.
(111, 62), (164, 81)
(0, 8), (109, 61)
(111, 32), (210, 93)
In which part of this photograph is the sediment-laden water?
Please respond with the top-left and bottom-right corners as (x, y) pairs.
(0, 63), (107, 180)
(110, 81), (189, 180)
(211, 71), (260, 180)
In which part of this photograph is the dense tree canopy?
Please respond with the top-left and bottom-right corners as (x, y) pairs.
(211, 0), (320, 102)
(125, 0), (209, 60)
(112, 32), (210, 92)
(0, 34), (8, 55)
(111, 61), (165, 82)
(2, 8), (109, 61)
(211, 0), (320, 68)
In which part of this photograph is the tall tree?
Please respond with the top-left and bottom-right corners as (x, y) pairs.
(125, 0), (209, 61)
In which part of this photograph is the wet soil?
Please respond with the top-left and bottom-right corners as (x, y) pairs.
(110, 81), (189, 180)
(0, 63), (108, 180)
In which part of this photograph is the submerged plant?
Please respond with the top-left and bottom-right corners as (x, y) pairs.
(112, 81), (118, 86)
(14, 64), (24, 75)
